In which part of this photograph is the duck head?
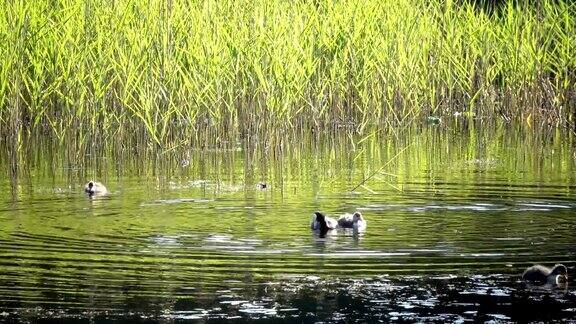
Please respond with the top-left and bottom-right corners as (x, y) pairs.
(552, 264), (568, 283)
(556, 274), (568, 285)
(352, 212), (363, 222)
(84, 181), (96, 195)
(551, 264), (568, 276)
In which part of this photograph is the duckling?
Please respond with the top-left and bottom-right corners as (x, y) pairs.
(310, 211), (338, 231)
(256, 182), (268, 190)
(522, 264), (568, 285)
(353, 212), (367, 231)
(84, 181), (108, 197)
(337, 212), (367, 231)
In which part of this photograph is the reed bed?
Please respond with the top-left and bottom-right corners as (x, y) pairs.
(1, 0), (575, 147)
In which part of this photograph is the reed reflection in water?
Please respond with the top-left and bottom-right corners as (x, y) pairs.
(0, 125), (575, 322)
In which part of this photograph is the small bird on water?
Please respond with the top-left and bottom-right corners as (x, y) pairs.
(522, 264), (568, 285)
(84, 181), (108, 198)
(337, 212), (367, 231)
(257, 182), (268, 190)
(310, 211), (338, 231)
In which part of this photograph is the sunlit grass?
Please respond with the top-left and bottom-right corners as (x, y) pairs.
(1, 0), (575, 146)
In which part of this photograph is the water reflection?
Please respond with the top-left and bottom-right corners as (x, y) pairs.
(0, 125), (575, 322)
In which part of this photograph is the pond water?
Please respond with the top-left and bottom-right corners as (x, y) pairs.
(1, 125), (576, 322)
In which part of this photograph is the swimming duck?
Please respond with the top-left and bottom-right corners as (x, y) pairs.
(257, 182), (268, 190)
(522, 264), (568, 285)
(337, 212), (367, 231)
(310, 212), (338, 231)
(84, 181), (108, 197)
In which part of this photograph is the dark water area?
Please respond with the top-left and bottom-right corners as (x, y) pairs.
(1, 125), (576, 322)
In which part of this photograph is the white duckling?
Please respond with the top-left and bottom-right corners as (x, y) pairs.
(310, 211), (338, 231)
(337, 212), (367, 231)
(84, 180), (108, 197)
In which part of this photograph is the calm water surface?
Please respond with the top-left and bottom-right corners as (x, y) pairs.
(1, 125), (576, 322)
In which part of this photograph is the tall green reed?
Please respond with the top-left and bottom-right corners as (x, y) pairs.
(0, 0), (574, 148)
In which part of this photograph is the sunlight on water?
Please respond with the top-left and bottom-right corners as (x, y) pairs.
(0, 126), (575, 322)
